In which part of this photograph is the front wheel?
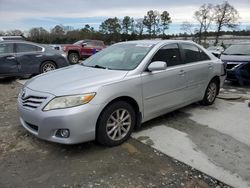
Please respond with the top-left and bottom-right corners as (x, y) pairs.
(201, 79), (219, 105)
(96, 101), (136, 146)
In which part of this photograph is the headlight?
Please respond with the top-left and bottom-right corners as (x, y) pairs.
(61, 53), (67, 58)
(43, 93), (96, 111)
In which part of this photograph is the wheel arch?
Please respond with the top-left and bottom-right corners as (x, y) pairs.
(211, 76), (220, 95)
(95, 96), (142, 137)
(68, 50), (80, 56)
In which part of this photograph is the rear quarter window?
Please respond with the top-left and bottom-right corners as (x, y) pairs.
(16, 43), (42, 53)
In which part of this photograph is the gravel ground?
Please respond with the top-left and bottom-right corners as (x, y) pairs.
(0, 78), (230, 188)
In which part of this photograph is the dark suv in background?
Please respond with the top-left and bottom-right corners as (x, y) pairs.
(62, 40), (105, 64)
(0, 41), (69, 78)
(220, 43), (250, 85)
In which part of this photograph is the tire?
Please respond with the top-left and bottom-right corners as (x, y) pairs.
(68, 52), (79, 64)
(96, 101), (136, 147)
(201, 79), (219, 105)
(40, 61), (56, 73)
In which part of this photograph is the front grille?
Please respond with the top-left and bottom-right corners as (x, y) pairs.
(226, 63), (238, 70)
(25, 121), (39, 132)
(21, 95), (47, 109)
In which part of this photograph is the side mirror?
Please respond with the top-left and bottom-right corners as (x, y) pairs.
(148, 61), (167, 72)
(82, 43), (87, 47)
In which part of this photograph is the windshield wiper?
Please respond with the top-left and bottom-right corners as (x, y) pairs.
(93, 65), (107, 69)
(229, 53), (248, 56)
(82, 64), (108, 69)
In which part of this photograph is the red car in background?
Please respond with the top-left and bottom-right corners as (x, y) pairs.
(62, 40), (105, 64)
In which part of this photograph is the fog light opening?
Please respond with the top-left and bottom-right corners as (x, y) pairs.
(56, 129), (70, 138)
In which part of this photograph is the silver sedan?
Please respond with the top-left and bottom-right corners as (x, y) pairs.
(18, 40), (226, 146)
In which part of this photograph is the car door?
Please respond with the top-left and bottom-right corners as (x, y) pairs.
(0, 42), (18, 75)
(15, 42), (45, 74)
(141, 43), (187, 120)
(179, 43), (213, 101)
(79, 40), (92, 57)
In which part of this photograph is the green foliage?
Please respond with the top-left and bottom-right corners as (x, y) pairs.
(122, 16), (134, 34)
(99, 17), (121, 34)
(161, 11), (172, 36)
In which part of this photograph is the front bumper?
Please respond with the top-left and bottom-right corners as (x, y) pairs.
(18, 89), (101, 144)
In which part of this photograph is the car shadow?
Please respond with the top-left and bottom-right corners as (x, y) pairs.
(0, 77), (17, 84)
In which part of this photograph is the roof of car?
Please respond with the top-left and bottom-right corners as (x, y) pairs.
(119, 39), (196, 45)
(0, 36), (25, 40)
(0, 40), (41, 45)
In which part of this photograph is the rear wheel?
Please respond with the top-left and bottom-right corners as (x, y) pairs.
(40, 61), (56, 73)
(68, 52), (79, 64)
(201, 79), (219, 105)
(96, 101), (136, 146)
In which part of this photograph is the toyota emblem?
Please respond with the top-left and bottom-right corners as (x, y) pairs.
(21, 89), (26, 99)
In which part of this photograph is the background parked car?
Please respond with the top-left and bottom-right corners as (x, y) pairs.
(62, 40), (105, 64)
(220, 43), (250, 85)
(0, 41), (69, 78)
(0, 35), (25, 41)
(207, 46), (224, 58)
(49, 44), (62, 51)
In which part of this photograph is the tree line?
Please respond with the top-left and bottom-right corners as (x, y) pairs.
(0, 1), (244, 46)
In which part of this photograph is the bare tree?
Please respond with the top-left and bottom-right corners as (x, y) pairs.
(51, 25), (65, 36)
(180, 21), (194, 35)
(0, 31), (5, 36)
(194, 4), (214, 44)
(29, 27), (49, 43)
(213, 1), (239, 45)
(246, 25), (250, 31)
(6, 29), (23, 36)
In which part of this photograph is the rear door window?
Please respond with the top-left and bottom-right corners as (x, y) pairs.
(181, 43), (210, 63)
(0, 43), (14, 54)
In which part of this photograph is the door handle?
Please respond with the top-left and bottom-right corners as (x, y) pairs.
(178, 70), (185, 76)
(6, 56), (15, 60)
(208, 64), (213, 69)
(35, 54), (43, 58)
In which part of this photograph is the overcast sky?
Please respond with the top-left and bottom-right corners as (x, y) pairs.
(0, 0), (250, 33)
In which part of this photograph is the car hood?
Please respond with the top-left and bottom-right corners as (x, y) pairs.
(25, 65), (128, 96)
(220, 54), (250, 62)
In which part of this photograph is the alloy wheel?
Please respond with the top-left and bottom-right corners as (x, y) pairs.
(207, 82), (217, 103)
(42, 63), (56, 73)
(106, 108), (132, 141)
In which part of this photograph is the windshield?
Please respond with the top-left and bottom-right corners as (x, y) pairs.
(207, 46), (217, 50)
(82, 43), (154, 70)
(73, 40), (83, 45)
(223, 44), (250, 55)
